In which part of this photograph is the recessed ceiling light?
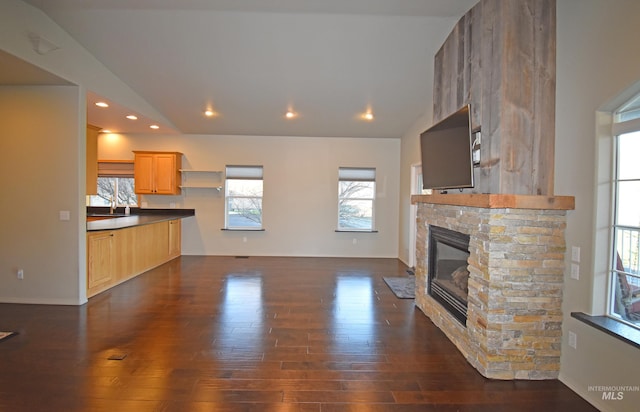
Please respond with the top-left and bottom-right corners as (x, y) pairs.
(95, 101), (109, 108)
(126, 115), (138, 120)
(149, 124), (160, 130)
(204, 109), (216, 117)
(285, 110), (297, 119)
(101, 129), (112, 134)
(362, 112), (374, 121)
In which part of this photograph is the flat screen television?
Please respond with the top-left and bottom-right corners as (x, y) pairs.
(420, 104), (474, 191)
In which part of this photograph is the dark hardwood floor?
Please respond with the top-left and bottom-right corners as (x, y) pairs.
(0, 256), (596, 411)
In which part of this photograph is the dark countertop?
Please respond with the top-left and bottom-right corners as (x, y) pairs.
(86, 207), (195, 232)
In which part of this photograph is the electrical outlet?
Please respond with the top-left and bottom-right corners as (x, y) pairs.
(568, 331), (577, 349)
(353, 238), (357, 245)
(17, 269), (24, 279)
(570, 263), (579, 280)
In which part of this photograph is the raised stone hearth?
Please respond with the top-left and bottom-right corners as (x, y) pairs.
(412, 194), (574, 380)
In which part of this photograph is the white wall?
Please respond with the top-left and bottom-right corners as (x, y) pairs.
(0, 86), (85, 304)
(398, 111), (432, 265)
(99, 133), (400, 257)
(556, 1), (640, 411)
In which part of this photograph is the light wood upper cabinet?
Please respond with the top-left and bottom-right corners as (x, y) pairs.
(154, 153), (180, 194)
(86, 124), (101, 195)
(134, 152), (155, 193)
(133, 151), (182, 195)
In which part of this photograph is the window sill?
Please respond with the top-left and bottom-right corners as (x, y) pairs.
(221, 228), (265, 231)
(571, 312), (640, 349)
(335, 229), (379, 233)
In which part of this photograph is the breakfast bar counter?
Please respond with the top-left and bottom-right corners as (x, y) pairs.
(87, 208), (195, 231)
(85, 207), (195, 297)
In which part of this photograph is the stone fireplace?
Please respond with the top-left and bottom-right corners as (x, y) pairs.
(415, 0), (570, 381)
(412, 193), (574, 380)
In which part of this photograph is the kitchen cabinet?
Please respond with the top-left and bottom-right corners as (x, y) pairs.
(135, 220), (170, 271)
(114, 226), (135, 283)
(133, 151), (182, 195)
(86, 124), (101, 195)
(87, 230), (114, 295)
(87, 219), (182, 297)
(168, 219), (181, 258)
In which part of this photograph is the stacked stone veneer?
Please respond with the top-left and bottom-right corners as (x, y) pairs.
(415, 203), (567, 380)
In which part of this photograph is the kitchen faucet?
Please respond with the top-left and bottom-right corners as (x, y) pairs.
(110, 196), (115, 214)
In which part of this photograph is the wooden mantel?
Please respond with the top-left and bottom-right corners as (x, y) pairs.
(411, 193), (574, 210)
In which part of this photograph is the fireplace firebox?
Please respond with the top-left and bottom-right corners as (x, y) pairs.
(428, 225), (470, 325)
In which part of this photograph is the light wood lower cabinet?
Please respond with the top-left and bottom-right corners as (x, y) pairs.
(87, 219), (181, 297)
(168, 219), (181, 259)
(87, 231), (115, 295)
(114, 226), (136, 284)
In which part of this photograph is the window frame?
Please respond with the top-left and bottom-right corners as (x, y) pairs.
(89, 160), (138, 207)
(337, 167), (376, 232)
(607, 108), (640, 329)
(224, 165), (264, 230)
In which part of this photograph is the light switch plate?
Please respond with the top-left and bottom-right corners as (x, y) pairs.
(571, 263), (580, 280)
(59, 210), (70, 221)
(568, 331), (577, 349)
(571, 246), (580, 262)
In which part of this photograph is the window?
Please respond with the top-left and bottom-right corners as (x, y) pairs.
(415, 165), (431, 195)
(88, 161), (137, 207)
(338, 167), (376, 231)
(609, 97), (640, 328)
(225, 165), (263, 230)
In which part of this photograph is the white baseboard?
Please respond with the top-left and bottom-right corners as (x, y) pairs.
(0, 296), (86, 306)
(559, 372), (612, 412)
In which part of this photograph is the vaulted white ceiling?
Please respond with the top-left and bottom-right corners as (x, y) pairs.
(22, 0), (477, 137)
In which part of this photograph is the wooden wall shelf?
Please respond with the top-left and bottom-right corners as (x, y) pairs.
(411, 193), (575, 210)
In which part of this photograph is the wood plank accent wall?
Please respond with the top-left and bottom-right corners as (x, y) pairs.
(433, 0), (556, 195)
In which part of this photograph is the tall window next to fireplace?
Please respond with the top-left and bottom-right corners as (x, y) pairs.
(428, 225), (471, 325)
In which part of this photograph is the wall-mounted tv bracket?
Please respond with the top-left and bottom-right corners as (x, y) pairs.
(471, 128), (481, 167)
